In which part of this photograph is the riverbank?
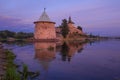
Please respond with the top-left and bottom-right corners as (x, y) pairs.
(0, 42), (6, 79)
(61, 36), (109, 42)
(0, 42), (20, 80)
(0, 42), (40, 80)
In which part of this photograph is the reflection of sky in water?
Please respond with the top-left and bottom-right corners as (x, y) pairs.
(5, 40), (120, 80)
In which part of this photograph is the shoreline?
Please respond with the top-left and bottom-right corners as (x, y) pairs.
(0, 42), (6, 79)
(0, 42), (40, 79)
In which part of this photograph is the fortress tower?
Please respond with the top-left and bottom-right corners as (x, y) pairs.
(34, 8), (56, 41)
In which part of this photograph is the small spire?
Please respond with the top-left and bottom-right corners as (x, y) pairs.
(68, 16), (74, 24)
(39, 8), (51, 21)
(44, 8), (46, 12)
(69, 16), (71, 23)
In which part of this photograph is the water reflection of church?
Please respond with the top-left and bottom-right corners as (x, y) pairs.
(34, 42), (86, 79)
(34, 42), (86, 63)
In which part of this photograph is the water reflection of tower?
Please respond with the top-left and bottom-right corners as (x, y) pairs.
(34, 42), (56, 80)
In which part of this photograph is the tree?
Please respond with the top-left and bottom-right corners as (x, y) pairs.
(15, 32), (33, 39)
(0, 30), (16, 39)
(60, 42), (69, 61)
(77, 26), (82, 31)
(0, 30), (33, 40)
(61, 19), (69, 38)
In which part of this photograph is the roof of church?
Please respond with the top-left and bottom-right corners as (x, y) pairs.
(39, 8), (51, 22)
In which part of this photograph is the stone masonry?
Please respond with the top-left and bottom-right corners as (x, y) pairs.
(34, 9), (56, 40)
(34, 21), (56, 40)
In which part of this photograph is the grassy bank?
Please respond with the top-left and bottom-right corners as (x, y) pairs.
(0, 44), (6, 79)
(3, 50), (40, 80)
(4, 50), (21, 80)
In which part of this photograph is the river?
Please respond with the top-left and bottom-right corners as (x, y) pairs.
(4, 40), (120, 80)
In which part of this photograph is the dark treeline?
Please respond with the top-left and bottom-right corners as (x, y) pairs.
(0, 30), (33, 40)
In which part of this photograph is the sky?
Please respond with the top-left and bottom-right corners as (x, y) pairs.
(0, 0), (120, 36)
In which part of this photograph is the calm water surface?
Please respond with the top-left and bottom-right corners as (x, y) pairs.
(4, 40), (120, 80)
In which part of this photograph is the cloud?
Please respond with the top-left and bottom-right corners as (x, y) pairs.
(0, 15), (33, 32)
(0, 15), (22, 26)
(0, 0), (120, 35)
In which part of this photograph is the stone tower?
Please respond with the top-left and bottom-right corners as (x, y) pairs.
(34, 8), (56, 41)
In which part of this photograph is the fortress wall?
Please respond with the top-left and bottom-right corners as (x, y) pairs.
(68, 23), (83, 34)
(34, 22), (56, 40)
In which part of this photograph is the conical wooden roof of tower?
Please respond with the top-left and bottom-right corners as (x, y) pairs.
(39, 8), (51, 22)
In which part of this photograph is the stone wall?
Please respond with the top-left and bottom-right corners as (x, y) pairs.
(34, 22), (56, 40)
(68, 23), (83, 34)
